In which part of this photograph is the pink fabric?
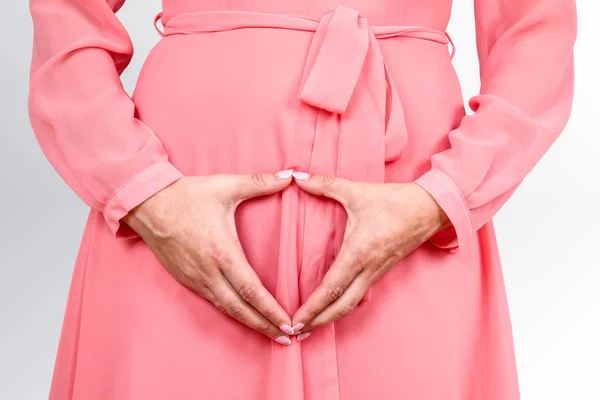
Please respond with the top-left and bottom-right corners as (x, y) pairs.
(27, 1), (577, 399)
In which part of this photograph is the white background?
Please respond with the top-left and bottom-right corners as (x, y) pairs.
(0, 0), (599, 398)
(450, 1), (600, 397)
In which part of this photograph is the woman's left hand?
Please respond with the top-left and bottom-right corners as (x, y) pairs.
(290, 172), (450, 338)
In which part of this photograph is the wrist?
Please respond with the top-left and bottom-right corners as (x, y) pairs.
(433, 203), (451, 233)
(122, 180), (179, 237)
(410, 183), (450, 236)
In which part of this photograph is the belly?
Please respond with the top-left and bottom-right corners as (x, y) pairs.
(131, 27), (465, 180)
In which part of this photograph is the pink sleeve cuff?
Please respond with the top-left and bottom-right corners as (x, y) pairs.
(102, 160), (185, 238)
(414, 169), (474, 251)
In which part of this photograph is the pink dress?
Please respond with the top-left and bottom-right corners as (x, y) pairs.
(28, 0), (577, 399)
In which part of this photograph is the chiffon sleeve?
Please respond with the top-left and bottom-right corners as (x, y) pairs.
(414, 0), (577, 250)
(28, 0), (184, 238)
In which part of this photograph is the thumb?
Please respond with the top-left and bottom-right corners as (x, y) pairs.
(233, 169), (294, 201)
(292, 172), (353, 205)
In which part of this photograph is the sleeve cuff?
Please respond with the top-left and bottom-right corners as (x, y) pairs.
(102, 160), (185, 238)
(414, 169), (474, 251)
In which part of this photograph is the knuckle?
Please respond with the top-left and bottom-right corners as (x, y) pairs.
(219, 301), (245, 320)
(320, 174), (336, 189)
(251, 173), (266, 187)
(325, 284), (345, 303)
(209, 246), (233, 268)
(366, 241), (380, 254)
(219, 254), (235, 270)
(338, 302), (357, 318)
(238, 283), (259, 304)
(355, 251), (373, 271)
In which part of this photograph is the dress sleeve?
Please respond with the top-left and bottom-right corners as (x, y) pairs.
(414, 0), (577, 250)
(28, 0), (185, 238)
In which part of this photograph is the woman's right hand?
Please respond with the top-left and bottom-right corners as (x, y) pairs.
(122, 170), (296, 345)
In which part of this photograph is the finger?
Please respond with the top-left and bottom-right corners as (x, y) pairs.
(301, 272), (372, 332)
(218, 238), (295, 336)
(227, 170), (294, 203)
(292, 172), (355, 206)
(291, 243), (364, 329)
(208, 274), (292, 345)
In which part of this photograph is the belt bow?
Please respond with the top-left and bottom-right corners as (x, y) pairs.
(297, 6), (453, 168)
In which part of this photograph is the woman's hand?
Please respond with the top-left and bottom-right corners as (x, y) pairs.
(123, 170), (297, 345)
(290, 172), (450, 339)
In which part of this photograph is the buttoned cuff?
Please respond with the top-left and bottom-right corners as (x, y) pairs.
(102, 160), (185, 239)
(414, 169), (474, 251)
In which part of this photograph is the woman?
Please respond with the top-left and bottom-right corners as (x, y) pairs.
(28, 0), (577, 399)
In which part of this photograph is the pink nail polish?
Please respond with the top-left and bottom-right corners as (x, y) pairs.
(292, 171), (310, 181)
(297, 332), (311, 342)
(279, 324), (294, 335)
(291, 323), (304, 334)
(274, 336), (292, 346)
(276, 169), (294, 179)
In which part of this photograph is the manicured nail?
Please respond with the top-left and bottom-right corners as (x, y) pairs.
(276, 169), (294, 179)
(292, 171), (310, 181)
(297, 332), (312, 342)
(291, 323), (305, 334)
(274, 336), (292, 346)
(279, 324), (295, 335)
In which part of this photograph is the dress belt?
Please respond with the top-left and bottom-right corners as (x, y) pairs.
(153, 7), (454, 305)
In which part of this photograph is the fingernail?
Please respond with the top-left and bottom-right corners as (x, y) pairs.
(276, 169), (294, 179)
(291, 323), (305, 334)
(279, 324), (295, 335)
(292, 171), (310, 181)
(274, 336), (292, 346)
(297, 332), (312, 342)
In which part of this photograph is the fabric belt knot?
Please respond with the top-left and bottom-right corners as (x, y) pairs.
(298, 5), (407, 164)
(298, 6), (369, 115)
(293, 5), (456, 169)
